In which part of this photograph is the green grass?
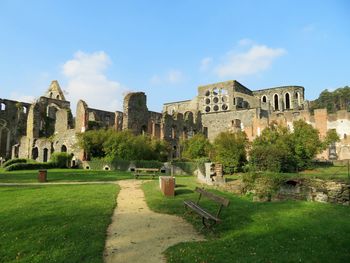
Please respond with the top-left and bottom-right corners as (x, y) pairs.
(0, 169), (133, 183)
(142, 176), (350, 263)
(0, 184), (118, 263)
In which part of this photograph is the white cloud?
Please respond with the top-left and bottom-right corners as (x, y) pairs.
(238, 38), (254, 46)
(150, 69), (184, 85)
(215, 42), (286, 78)
(62, 51), (127, 112)
(199, 57), (213, 71)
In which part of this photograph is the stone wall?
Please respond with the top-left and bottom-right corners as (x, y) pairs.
(276, 179), (349, 206)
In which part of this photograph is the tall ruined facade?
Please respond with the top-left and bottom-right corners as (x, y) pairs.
(0, 79), (349, 164)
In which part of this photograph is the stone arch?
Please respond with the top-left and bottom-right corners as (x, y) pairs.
(23, 106), (27, 114)
(274, 94), (279, 111)
(32, 147), (39, 160)
(47, 103), (60, 119)
(61, 145), (67, 153)
(285, 92), (291, 110)
(43, 148), (48, 162)
(261, 95), (267, 103)
(49, 92), (53, 98)
(184, 111), (194, 122)
(56, 94), (60, 100)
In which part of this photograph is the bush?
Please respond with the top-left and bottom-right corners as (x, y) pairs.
(2, 158), (27, 167)
(134, 160), (163, 169)
(212, 131), (248, 174)
(5, 162), (54, 171)
(50, 152), (73, 168)
(172, 161), (197, 175)
(181, 134), (211, 160)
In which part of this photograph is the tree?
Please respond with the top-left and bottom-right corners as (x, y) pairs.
(249, 125), (296, 172)
(77, 129), (113, 158)
(212, 131), (248, 174)
(291, 120), (323, 169)
(181, 133), (211, 160)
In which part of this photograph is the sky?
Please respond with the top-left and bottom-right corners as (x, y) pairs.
(0, 0), (349, 113)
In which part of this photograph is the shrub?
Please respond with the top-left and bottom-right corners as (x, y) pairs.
(134, 160), (163, 169)
(5, 162), (54, 171)
(2, 158), (27, 168)
(212, 131), (248, 174)
(172, 161), (197, 175)
(50, 152), (73, 168)
(181, 134), (211, 160)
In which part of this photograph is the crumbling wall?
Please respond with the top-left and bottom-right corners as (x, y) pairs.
(123, 92), (149, 135)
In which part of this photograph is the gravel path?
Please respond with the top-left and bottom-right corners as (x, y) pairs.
(104, 179), (204, 263)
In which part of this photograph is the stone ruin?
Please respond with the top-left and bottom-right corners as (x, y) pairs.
(1, 79), (350, 166)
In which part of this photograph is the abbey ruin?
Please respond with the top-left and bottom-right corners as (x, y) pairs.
(1, 80), (350, 165)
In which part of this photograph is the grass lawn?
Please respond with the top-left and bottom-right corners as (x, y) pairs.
(142, 176), (350, 263)
(0, 168), (133, 183)
(0, 184), (118, 263)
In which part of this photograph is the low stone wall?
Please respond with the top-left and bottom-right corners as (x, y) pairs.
(276, 179), (349, 205)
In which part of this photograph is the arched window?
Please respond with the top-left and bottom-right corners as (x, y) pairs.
(262, 96), (267, 103)
(49, 92), (53, 98)
(56, 95), (60, 100)
(295, 92), (301, 106)
(32, 147), (39, 160)
(0, 103), (6, 111)
(43, 148), (48, 162)
(274, 94), (279, 111)
(285, 93), (291, 109)
(61, 145), (67, 152)
(23, 106), (27, 114)
(171, 126), (177, 139)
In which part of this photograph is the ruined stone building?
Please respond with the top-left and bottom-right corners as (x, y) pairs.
(1, 79), (349, 164)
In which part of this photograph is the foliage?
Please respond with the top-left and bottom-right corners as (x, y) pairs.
(172, 161), (198, 175)
(78, 129), (170, 161)
(180, 133), (211, 160)
(50, 152), (73, 168)
(250, 125), (296, 172)
(242, 172), (287, 199)
(310, 86), (350, 113)
(291, 120), (323, 169)
(77, 129), (113, 158)
(323, 129), (340, 148)
(4, 162), (54, 171)
(250, 120), (339, 172)
(2, 158), (27, 168)
(212, 131), (248, 174)
(0, 184), (117, 262)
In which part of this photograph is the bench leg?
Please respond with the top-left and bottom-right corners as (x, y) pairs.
(201, 217), (216, 230)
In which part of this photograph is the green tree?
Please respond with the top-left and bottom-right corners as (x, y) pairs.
(249, 125), (296, 172)
(291, 120), (323, 169)
(212, 131), (248, 174)
(77, 129), (113, 158)
(181, 134), (211, 160)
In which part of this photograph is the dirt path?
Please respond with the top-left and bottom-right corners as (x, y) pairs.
(104, 180), (204, 263)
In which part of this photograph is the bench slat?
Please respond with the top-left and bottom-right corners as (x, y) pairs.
(195, 187), (230, 207)
(184, 200), (220, 222)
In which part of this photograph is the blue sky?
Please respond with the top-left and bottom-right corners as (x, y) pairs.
(0, 0), (349, 113)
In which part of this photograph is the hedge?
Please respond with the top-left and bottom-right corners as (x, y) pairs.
(2, 158), (27, 168)
(5, 162), (54, 171)
(172, 161), (197, 175)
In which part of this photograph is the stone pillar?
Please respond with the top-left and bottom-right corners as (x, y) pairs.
(6, 129), (10, 157)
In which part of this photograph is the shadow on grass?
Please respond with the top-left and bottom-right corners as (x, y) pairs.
(142, 177), (350, 263)
(175, 189), (194, 195)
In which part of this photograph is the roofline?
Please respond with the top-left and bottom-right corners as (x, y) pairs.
(163, 99), (192, 106)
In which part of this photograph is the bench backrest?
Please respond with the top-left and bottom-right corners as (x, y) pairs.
(195, 187), (230, 207)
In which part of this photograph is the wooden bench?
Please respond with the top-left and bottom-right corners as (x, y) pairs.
(133, 168), (159, 179)
(184, 187), (230, 230)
